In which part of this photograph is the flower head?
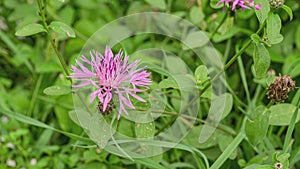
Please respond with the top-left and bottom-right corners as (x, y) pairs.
(217, 0), (261, 11)
(266, 74), (297, 102)
(69, 46), (151, 119)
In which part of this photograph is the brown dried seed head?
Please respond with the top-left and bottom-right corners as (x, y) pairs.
(266, 74), (296, 102)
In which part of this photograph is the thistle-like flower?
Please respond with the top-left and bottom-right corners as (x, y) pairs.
(216, 0), (261, 11)
(266, 74), (296, 102)
(69, 46), (151, 119)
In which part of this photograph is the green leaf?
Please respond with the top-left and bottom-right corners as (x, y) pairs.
(209, 93), (233, 120)
(185, 125), (218, 149)
(36, 61), (62, 73)
(282, 5), (293, 21)
(164, 55), (190, 74)
(272, 152), (290, 169)
(190, 6), (204, 24)
(49, 21), (76, 38)
(290, 146), (300, 166)
(15, 23), (46, 36)
(210, 132), (245, 169)
(145, 0), (166, 10)
(210, 0), (223, 9)
(199, 93), (233, 143)
(54, 105), (72, 131)
(169, 162), (197, 169)
(295, 25), (300, 50)
(282, 54), (300, 78)
(76, 162), (107, 169)
(253, 43), (270, 78)
(266, 13), (283, 45)
(135, 121), (155, 139)
(88, 113), (114, 148)
(253, 165), (274, 169)
(35, 129), (53, 147)
(43, 85), (71, 96)
(274, 152), (290, 162)
(182, 31), (210, 49)
(159, 77), (178, 89)
(218, 134), (237, 159)
(245, 106), (270, 146)
(145, 63), (172, 77)
(213, 26), (240, 43)
(69, 110), (92, 130)
(194, 65), (211, 99)
(251, 33), (261, 44)
(68, 110), (81, 127)
(194, 65), (210, 83)
(135, 158), (167, 169)
(255, 0), (270, 24)
(269, 103), (300, 126)
(54, 95), (78, 132)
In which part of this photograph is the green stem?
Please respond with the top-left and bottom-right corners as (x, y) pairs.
(210, 9), (229, 39)
(137, 108), (236, 136)
(204, 22), (267, 168)
(237, 56), (251, 104)
(27, 74), (44, 117)
(282, 97), (300, 153)
(37, 0), (70, 77)
(201, 22), (266, 94)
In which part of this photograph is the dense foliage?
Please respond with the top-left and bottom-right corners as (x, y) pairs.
(0, 0), (300, 168)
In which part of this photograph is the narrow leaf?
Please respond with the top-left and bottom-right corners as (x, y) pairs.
(210, 132), (245, 169)
(0, 108), (91, 143)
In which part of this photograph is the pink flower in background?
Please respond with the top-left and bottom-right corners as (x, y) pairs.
(69, 46), (151, 119)
(217, 0), (261, 11)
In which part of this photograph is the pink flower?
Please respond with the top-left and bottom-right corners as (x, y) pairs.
(69, 46), (151, 119)
(217, 0), (261, 11)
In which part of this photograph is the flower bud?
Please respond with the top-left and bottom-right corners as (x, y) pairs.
(269, 0), (284, 8)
